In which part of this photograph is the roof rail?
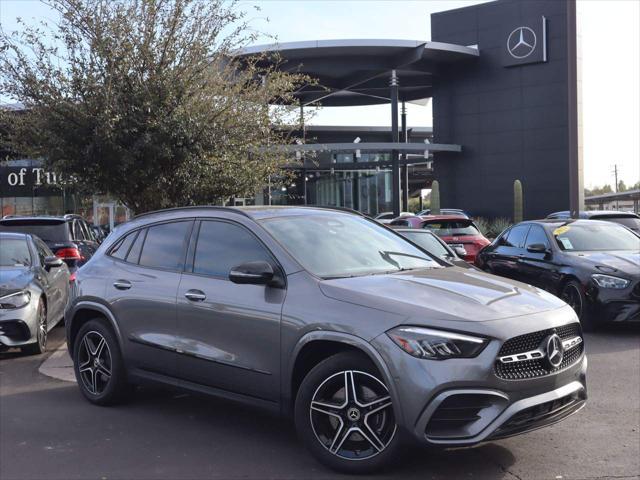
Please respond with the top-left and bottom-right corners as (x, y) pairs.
(132, 205), (253, 220)
(305, 205), (366, 217)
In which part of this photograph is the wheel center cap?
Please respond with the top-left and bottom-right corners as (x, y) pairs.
(93, 358), (100, 368)
(347, 407), (361, 422)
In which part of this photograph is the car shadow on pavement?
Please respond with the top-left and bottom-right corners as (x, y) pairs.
(0, 380), (519, 480)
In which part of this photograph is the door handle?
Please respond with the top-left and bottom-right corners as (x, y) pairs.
(113, 280), (132, 290)
(184, 290), (206, 302)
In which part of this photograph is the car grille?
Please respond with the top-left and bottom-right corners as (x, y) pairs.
(494, 323), (583, 380)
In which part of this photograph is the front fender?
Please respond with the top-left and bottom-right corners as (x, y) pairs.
(284, 330), (405, 428)
(65, 298), (123, 356)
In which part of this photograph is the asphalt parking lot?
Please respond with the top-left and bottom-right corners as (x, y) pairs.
(1, 326), (638, 480)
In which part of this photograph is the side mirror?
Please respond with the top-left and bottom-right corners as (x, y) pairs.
(453, 246), (467, 257)
(526, 243), (549, 254)
(44, 256), (64, 269)
(229, 261), (276, 286)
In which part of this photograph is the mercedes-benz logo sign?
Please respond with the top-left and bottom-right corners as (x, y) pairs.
(507, 26), (537, 59)
(545, 334), (564, 369)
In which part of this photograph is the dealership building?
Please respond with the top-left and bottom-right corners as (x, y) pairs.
(1, 0), (583, 222)
(242, 0), (583, 219)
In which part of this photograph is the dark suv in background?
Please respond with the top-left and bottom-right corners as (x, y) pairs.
(65, 206), (586, 473)
(0, 214), (99, 271)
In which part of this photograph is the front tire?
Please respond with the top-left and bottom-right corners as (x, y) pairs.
(22, 299), (47, 355)
(561, 280), (595, 331)
(294, 352), (401, 474)
(73, 318), (132, 405)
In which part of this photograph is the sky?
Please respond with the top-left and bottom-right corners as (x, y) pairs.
(1, 0), (639, 188)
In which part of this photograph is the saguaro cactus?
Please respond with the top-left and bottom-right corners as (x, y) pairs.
(431, 180), (441, 215)
(514, 179), (523, 223)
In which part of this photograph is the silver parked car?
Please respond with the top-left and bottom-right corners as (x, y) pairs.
(66, 207), (586, 473)
(396, 228), (477, 269)
(0, 232), (70, 354)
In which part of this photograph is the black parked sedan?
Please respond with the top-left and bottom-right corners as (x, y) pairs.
(475, 219), (640, 330)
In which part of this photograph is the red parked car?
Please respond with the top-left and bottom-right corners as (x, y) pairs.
(389, 215), (490, 262)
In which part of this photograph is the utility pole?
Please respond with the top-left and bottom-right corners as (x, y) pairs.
(612, 164), (619, 210)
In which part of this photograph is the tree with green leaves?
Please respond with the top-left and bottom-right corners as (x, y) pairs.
(1, 0), (309, 212)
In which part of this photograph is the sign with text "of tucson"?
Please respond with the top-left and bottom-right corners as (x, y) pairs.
(0, 166), (67, 196)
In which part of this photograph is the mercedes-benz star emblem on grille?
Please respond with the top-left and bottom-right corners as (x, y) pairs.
(545, 334), (564, 369)
(507, 26), (537, 59)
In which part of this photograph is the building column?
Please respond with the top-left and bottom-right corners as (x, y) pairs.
(390, 70), (400, 217)
(401, 101), (409, 212)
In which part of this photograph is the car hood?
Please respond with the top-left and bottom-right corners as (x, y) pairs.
(0, 267), (32, 296)
(566, 251), (640, 277)
(319, 267), (566, 322)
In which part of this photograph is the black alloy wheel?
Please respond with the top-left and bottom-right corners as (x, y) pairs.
(295, 352), (401, 473)
(73, 318), (132, 405)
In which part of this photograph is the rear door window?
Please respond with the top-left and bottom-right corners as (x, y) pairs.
(138, 221), (192, 271)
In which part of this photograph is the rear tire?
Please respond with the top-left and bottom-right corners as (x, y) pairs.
(22, 299), (47, 356)
(294, 352), (401, 474)
(73, 318), (132, 405)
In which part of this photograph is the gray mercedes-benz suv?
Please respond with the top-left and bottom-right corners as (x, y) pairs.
(65, 206), (587, 473)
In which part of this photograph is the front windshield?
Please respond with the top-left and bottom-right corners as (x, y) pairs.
(260, 214), (440, 278)
(552, 223), (640, 251)
(400, 231), (451, 259)
(0, 238), (32, 267)
(422, 219), (480, 236)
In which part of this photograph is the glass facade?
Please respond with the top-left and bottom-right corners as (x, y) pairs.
(305, 170), (393, 216)
(272, 151), (402, 216)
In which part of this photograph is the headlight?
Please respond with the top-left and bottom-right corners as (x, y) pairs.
(387, 326), (489, 360)
(0, 290), (31, 309)
(591, 274), (630, 289)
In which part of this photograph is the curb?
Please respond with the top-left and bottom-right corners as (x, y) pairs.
(39, 343), (76, 383)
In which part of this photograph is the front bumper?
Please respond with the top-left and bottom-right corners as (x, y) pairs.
(0, 302), (39, 347)
(371, 317), (588, 447)
(588, 280), (640, 323)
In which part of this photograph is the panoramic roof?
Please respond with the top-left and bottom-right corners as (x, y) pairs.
(236, 39), (479, 107)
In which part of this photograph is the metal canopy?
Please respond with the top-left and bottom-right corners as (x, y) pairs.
(237, 39), (478, 106)
(270, 142), (461, 153)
